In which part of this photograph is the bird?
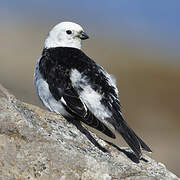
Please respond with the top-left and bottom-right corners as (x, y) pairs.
(34, 21), (152, 159)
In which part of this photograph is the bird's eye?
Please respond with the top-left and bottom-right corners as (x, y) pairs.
(66, 30), (72, 35)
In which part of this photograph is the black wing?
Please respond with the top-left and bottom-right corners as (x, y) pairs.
(62, 86), (115, 138)
(60, 86), (115, 138)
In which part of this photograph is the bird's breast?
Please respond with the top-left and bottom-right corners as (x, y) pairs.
(34, 58), (69, 116)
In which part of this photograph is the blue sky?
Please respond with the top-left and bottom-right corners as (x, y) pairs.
(2, 0), (180, 57)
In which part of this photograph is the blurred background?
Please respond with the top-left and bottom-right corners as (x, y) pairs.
(0, 0), (180, 176)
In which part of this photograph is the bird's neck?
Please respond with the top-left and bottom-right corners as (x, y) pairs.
(44, 36), (82, 50)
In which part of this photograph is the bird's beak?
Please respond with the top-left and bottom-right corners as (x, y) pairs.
(79, 31), (89, 40)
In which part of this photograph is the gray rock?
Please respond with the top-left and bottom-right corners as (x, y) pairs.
(0, 84), (179, 180)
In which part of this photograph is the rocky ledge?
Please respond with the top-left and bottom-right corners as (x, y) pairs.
(0, 84), (179, 180)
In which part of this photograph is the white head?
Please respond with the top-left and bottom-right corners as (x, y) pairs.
(44, 22), (89, 49)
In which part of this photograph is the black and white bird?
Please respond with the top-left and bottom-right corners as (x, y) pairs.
(34, 22), (151, 158)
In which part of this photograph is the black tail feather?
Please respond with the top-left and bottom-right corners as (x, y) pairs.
(115, 119), (151, 158)
(116, 122), (142, 158)
(135, 134), (152, 152)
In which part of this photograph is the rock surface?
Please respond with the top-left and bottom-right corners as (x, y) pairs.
(0, 83), (179, 180)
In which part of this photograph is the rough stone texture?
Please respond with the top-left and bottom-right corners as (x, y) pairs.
(0, 83), (179, 180)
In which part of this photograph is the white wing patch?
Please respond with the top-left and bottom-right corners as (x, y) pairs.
(70, 69), (114, 130)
